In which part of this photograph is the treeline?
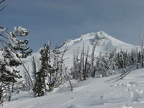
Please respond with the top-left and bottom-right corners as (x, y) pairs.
(30, 42), (142, 98)
(71, 48), (142, 81)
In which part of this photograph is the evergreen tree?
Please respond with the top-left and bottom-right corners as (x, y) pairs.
(33, 42), (54, 97)
(0, 26), (32, 102)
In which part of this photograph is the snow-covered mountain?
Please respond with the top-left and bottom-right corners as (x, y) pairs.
(21, 31), (140, 71)
(59, 31), (140, 68)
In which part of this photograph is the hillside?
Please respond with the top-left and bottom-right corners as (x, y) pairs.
(3, 68), (144, 108)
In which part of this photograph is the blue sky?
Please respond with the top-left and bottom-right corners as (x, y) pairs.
(1, 0), (144, 51)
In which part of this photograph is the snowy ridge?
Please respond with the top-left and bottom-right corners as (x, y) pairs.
(60, 31), (140, 68)
(63, 31), (135, 48)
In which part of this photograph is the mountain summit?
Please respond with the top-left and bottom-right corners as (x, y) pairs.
(63, 31), (136, 49)
(59, 31), (139, 68)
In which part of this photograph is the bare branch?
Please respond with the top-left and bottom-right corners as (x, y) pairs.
(0, 0), (7, 11)
(0, 33), (8, 39)
(0, 39), (8, 48)
(0, 5), (7, 11)
(0, 0), (5, 4)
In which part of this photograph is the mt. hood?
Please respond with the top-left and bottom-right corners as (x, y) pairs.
(22, 31), (139, 70)
(60, 31), (139, 68)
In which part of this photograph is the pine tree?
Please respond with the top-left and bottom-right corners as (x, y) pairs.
(0, 26), (32, 102)
(33, 42), (54, 97)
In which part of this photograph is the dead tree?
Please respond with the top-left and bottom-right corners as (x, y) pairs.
(53, 45), (69, 87)
(141, 35), (144, 67)
(91, 37), (106, 77)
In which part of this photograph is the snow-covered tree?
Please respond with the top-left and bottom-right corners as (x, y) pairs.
(0, 26), (32, 102)
(83, 47), (91, 79)
(31, 56), (37, 88)
(71, 46), (91, 80)
(79, 44), (85, 81)
(52, 45), (68, 87)
(141, 35), (144, 67)
(71, 48), (81, 80)
(90, 37), (106, 77)
(33, 42), (54, 97)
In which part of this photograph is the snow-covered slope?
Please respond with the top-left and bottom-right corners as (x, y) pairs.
(60, 31), (139, 68)
(3, 68), (144, 108)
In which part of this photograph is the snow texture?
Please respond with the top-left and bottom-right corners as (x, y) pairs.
(2, 68), (144, 108)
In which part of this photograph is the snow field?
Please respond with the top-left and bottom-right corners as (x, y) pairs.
(2, 68), (144, 108)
